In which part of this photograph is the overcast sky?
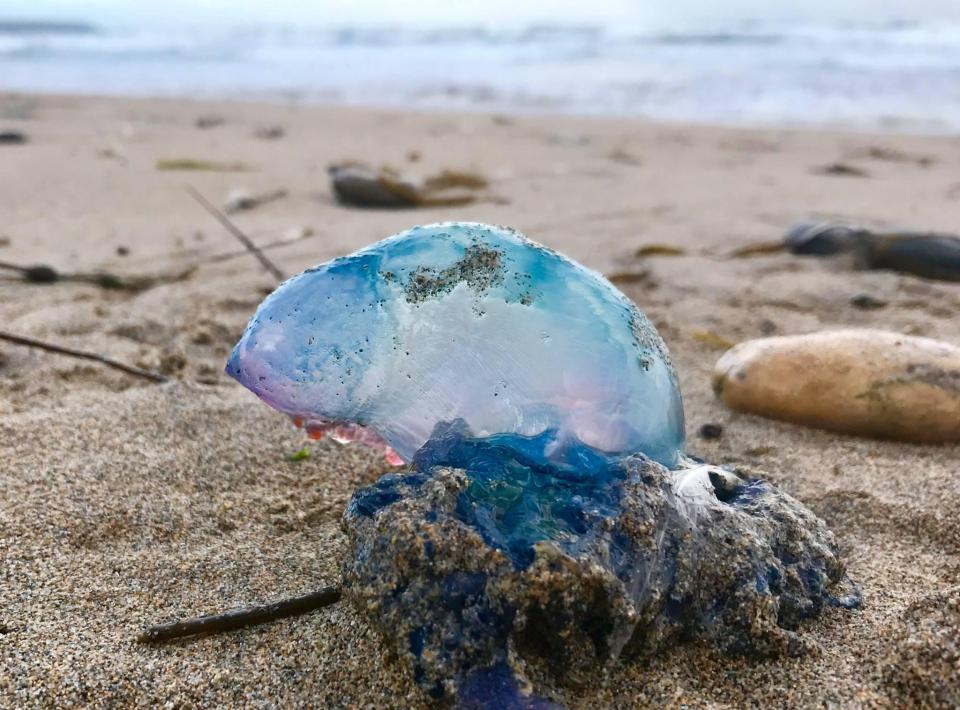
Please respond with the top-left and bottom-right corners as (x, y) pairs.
(6, 0), (960, 29)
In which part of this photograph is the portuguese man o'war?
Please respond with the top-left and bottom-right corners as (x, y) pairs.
(227, 223), (859, 708)
(226, 222), (683, 468)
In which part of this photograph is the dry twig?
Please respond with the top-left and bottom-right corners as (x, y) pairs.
(137, 586), (342, 643)
(185, 186), (284, 281)
(0, 330), (167, 383)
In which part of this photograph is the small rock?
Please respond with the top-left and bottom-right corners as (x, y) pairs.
(697, 423), (723, 439)
(814, 162), (869, 178)
(283, 225), (314, 240)
(254, 125), (285, 140)
(328, 163), (417, 207)
(115, 245), (130, 257)
(328, 162), (488, 208)
(785, 222), (960, 282)
(713, 330), (960, 443)
(195, 114), (226, 129)
(857, 233), (960, 282)
(22, 265), (59, 283)
(608, 148), (643, 166)
(224, 188), (287, 214)
(785, 222), (858, 255)
(0, 235), (10, 248)
(0, 130), (26, 145)
(850, 294), (887, 310)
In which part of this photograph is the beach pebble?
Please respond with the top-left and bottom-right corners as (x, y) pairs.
(327, 162), (487, 208)
(785, 222), (857, 255)
(224, 187), (287, 213)
(328, 162), (418, 207)
(785, 221), (960, 282)
(814, 162), (869, 178)
(849, 293), (887, 310)
(697, 423), (724, 440)
(0, 130), (27, 145)
(254, 125), (284, 140)
(712, 330), (960, 443)
(194, 114), (225, 129)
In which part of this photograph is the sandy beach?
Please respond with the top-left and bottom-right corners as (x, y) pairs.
(1, 92), (958, 707)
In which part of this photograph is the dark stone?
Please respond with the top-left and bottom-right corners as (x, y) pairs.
(697, 423), (724, 439)
(855, 233), (960, 282)
(23, 265), (59, 283)
(785, 221), (960, 282)
(254, 125), (285, 140)
(784, 222), (860, 255)
(0, 131), (27, 145)
(849, 294), (887, 310)
(328, 163), (418, 208)
(813, 162), (870, 178)
(194, 114), (226, 129)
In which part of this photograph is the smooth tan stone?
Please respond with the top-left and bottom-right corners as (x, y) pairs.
(712, 330), (960, 443)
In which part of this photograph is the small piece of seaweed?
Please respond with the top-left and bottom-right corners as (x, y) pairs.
(156, 158), (248, 172)
(290, 446), (311, 462)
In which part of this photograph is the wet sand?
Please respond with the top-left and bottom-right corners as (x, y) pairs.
(0, 93), (957, 707)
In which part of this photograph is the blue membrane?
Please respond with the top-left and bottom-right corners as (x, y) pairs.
(227, 222), (684, 467)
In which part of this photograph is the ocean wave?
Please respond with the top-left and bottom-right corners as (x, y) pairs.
(4, 20), (960, 53)
(0, 20), (97, 35)
(1, 19), (959, 131)
(647, 31), (783, 45)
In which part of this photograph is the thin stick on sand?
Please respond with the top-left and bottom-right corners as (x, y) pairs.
(136, 586), (342, 643)
(185, 186), (285, 281)
(0, 330), (168, 383)
(201, 232), (314, 267)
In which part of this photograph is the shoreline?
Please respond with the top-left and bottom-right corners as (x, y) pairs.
(1, 92), (957, 707)
(2, 89), (958, 139)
